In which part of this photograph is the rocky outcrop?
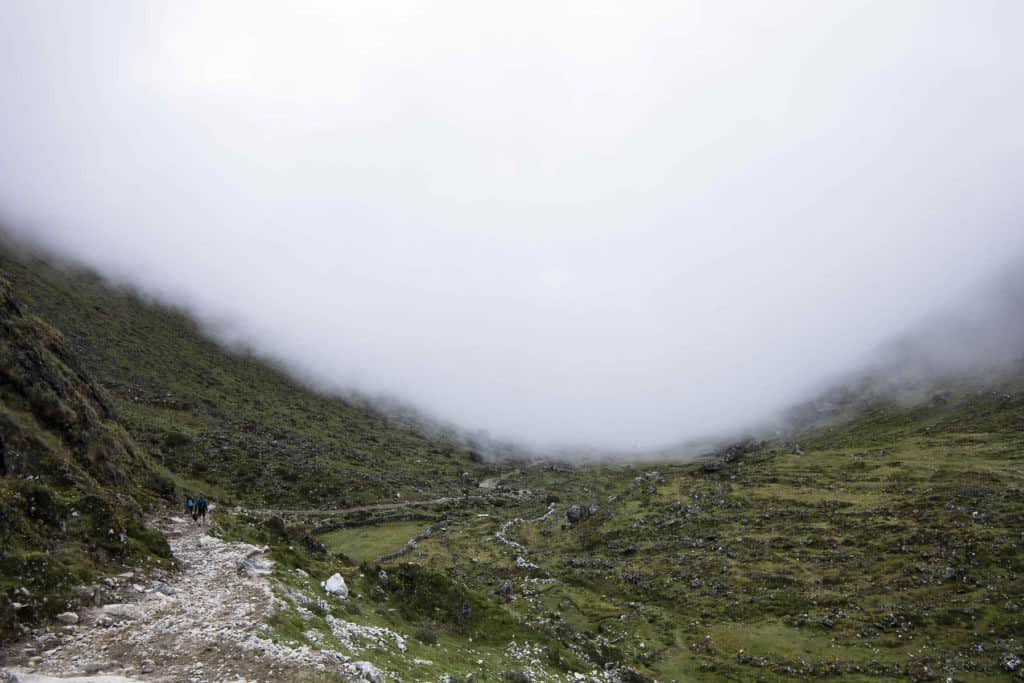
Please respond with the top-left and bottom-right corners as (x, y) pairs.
(566, 504), (598, 526)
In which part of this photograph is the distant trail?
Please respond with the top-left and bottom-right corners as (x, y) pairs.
(239, 495), (485, 517)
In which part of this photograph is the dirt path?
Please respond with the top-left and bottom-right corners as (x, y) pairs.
(240, 496), (469, 517)
(1, 512), (373, 683)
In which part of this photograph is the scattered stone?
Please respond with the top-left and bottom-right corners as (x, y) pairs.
(352, 660), (383, 683)
(1005, 654), (1022, 672)
(327, 614), (405, 653)
(237, 558), (274, 578)
(4, 675), (141, 683)
(100, 603), (144, 621)
(81, 661), (114, 674)
(515, 556), (538, 570)
(241, 544), (266, 558)
(56, 612), (79, 625)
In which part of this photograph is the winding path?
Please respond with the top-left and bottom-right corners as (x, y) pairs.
(1, 512), (369, 683)
(239, 496), (459, 517)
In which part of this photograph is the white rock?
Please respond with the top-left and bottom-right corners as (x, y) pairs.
(56, 611), (79, 625)
(321, 573), (348, 599)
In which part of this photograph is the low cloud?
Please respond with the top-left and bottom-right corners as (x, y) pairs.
(2, 1), (1023, 451)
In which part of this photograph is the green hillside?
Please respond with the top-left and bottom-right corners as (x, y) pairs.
(0, 275), (171, 639)
(0, 248), (489, 509)
(2, 245), (1023, 680)
(194, 384), (1023, 681)
(216, 366), (1024, 680)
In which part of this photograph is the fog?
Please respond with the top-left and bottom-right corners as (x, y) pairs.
(1, 2), (1023, 451)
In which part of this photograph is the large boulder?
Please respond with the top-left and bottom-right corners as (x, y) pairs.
(566, 504), (598, 526)
(321, 573), (349, 599)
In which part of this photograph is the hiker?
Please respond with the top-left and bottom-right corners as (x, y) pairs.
(196, 496), (208, 527)
(185, 495), (195, 519)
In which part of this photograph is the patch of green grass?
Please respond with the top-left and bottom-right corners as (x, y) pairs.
(319, 521), (425, 563)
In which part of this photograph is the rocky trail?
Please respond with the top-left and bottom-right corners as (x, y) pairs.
(1, 511), (377, 683)
(239, 497), (456, 518)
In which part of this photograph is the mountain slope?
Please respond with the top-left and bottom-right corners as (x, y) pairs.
(3, 241), (1024, 680)
(0, 276), (171, 639)
(0, 246), (488, 509)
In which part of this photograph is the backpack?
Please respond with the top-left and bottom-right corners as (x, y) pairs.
(186, 497), (194, 510)
(197, 498), (208, 514)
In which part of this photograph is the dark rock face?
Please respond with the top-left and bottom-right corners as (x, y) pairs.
(566, 505), (586, 524)
(566, 504), (598, 526)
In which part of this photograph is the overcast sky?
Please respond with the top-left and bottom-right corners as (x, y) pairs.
(1, 1), (1023, 450)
